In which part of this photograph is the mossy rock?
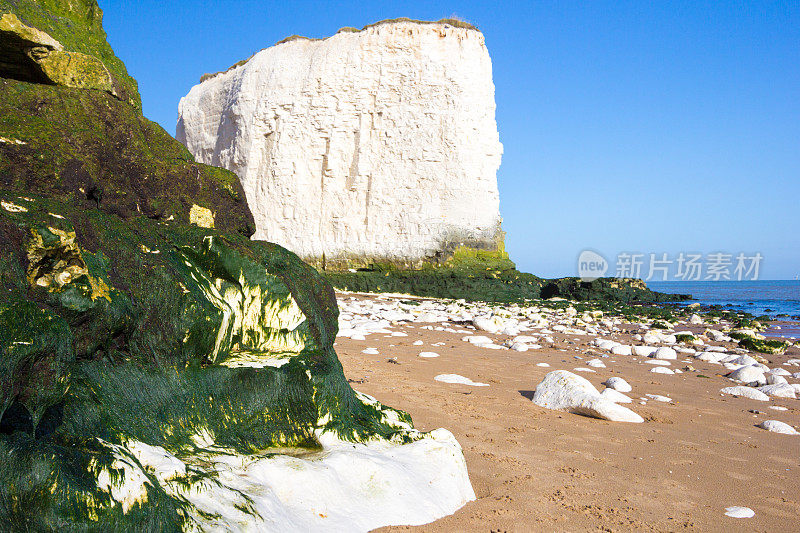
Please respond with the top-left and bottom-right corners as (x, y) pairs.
(0, 3), (431, 527)
(0, 1), (254, 237)
(739, 336), (791, 355)
(0, 192), (423, 528)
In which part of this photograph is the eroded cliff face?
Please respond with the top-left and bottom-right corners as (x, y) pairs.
(177, 20), (503, 268)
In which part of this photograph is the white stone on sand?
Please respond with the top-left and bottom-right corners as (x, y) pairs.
(757, 384), (797, 399)
(419, 352), (440, 358)
(602, 377), (632, 392)
(727, 366), (767, 386)
(462, 335), (493, 345)
(434, 374), (489, 387)
(645, 394), (672, 402)
(531, 370), (643, 423)
(611, 345), (632, 356)
(652, 347), (677, 360)
(632, 345), (658, 357)
(600, 388), (633, 403)
(719, 386), (770, 401)
(724, 506), (755, 518)
(758, 420), (799, 435)
(650, 367), (674, 375)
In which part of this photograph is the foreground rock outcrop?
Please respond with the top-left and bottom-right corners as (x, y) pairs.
(0, 3), (473, 530)
(177, 19), (503, 268)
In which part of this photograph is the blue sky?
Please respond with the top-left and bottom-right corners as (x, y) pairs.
(101, 1), (799, 280)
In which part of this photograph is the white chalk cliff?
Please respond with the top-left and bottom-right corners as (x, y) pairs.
(177, 19), (503, 266)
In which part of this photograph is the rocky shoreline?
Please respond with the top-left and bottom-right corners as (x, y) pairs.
(332, 291), (800, 531)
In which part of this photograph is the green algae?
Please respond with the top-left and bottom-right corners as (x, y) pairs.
(0, 3), (430, 527)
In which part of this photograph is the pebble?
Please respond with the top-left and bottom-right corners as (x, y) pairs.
(758, 420), (799, 435)
(645, 394), (672, 402)
(602, 377), (632, 392)
(434, 374), (488, 387)
(757, 384), (796, 399)
(611, 345), (632, 356)
(727, 366), (767, 386)
(413, 340), (424, 346)
(632, 345), (657, 357)
(652, 347), (677, 360)
(600, 388), (633, 403)
(650, 367), (674, 375)
(724, 506), (755, 518)
(719, 386), (770, 401)
(419, 351), (440, 358)
(361, 348), (379, 355)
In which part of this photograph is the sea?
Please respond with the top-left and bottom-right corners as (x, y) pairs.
(648, 280), (800, 340)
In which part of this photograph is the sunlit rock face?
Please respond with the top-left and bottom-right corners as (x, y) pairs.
(177, 20), (503, 267)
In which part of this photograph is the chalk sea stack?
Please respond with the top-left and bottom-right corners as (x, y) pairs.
(177, 19), (681, 304)
(0, 2), (473, 530)
(178, 18), (504, 269)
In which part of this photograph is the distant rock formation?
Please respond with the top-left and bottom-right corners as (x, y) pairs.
(177, 19), (504, 268)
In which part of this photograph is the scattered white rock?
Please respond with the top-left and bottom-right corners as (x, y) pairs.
(419, 352), (440, 358)
(531, 370), (643, 423)
(600, 388), (633, 403)
(536, 363), (550, 367)
(720, 386), (770, 401)
(434, 374), (488, 387)
(413, 340), (424, 346)
(602, 377), (632, 392)
(652, 347), (677, 360)
(766, 374), (788, 385)
(758, 420), (799, 435)
(462, 335), (493, 345)
(611, 345), (632, 356)
(724, 506), (755, 518)
(362, 348), (379, 355)
(645, 394), (672, 402)
(727, 367), (767, 386)
(757, 384), (797, 399)
(587, 358), (606, 368)
(632, 345), (657, 357)
(650, 367), (674, 375)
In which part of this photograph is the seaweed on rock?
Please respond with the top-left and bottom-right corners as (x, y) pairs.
(0, 2), (473, 529)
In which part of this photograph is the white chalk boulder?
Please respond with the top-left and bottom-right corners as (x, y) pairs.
(532, 370), (643, 423)
(602, 376), (633, 392)
(758, 420), (799, 435)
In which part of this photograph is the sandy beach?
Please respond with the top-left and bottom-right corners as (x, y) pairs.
(333, 293), (800, 532)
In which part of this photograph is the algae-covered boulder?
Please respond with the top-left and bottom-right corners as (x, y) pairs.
(0, 2), (473, 530)
(1, 193), (473, 530)
(0, 12), (116, 95)
(0, 0), (255, 237)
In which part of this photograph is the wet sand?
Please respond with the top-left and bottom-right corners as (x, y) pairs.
(333, 294), (800, 532)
